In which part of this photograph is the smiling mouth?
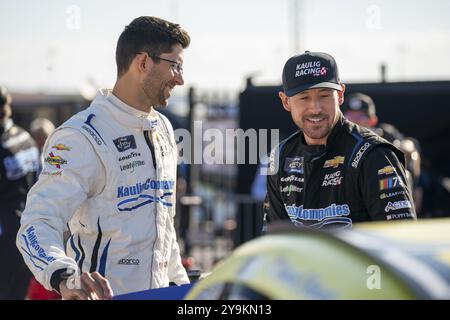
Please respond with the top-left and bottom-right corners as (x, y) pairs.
(166, 85), (174, 97)
(306, 117), (326, 124)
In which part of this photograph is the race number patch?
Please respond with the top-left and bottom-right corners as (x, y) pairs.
(379, 176), (404, 191)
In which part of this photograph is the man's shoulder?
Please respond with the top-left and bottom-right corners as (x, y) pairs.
(346, 120), (390, 145)
(52, 106), (110, 152)
(267, 131), (301, 175)
(276, 130), (302, 153)
(346, 123), (404, 170)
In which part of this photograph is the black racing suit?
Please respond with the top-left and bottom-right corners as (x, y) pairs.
(264, 114), (416, 229)
(0, 119), (39, 299)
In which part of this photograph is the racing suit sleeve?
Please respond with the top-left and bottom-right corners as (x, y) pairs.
(359, 147), (416, 221)
(167, 219), (189, 285)
(16, 128), (106, 291)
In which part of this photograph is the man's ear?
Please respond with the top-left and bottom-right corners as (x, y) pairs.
(279, 91), (291, 112)
(134, 53), (153, 75)
(337, 84), (346, 106)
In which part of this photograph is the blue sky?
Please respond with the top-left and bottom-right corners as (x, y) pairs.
(1, 0), (449, 96)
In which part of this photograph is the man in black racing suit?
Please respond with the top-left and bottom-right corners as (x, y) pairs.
(0, 86), (40, 299)
(264, 52), (416, 229)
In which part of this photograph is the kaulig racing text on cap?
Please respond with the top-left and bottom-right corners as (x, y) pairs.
(282, 51), (342, 97)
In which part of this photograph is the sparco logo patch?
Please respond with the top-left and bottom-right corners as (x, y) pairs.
(352, 143), (371, 168)
(118, 258), (140, 265)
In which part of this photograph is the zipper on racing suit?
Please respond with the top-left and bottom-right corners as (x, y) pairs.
(302, 152), (327, 216)
(144, 130), (157, 169)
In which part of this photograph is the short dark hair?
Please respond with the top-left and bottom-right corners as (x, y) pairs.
(116, 16), (190, 77)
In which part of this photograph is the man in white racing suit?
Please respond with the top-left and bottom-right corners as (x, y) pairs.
(16, 16), (191, 299)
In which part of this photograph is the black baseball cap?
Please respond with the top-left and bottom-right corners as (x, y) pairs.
(341, 93), (376, 118)
(282, 51), (342, 97)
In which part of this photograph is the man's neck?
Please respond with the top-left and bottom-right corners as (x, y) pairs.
(112, 77), (153, 113)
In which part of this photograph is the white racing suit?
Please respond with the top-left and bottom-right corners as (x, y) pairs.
(16, 89), (189, 295)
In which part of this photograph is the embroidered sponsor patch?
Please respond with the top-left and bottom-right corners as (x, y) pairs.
(118, 258), (140, 266)
(45, 152), (67, 169)
(323, 156), (345, 168)
(280, 185), (303, 195)
(285, 203), (350, 221)
(384, 200), (412, 212)
(41, 170), (63, 176)
(120, 160), (145, 172)
(284, 157), (304, 174)
(378, 165), (395, 176)
(22, 226), (56, 265)
(295, 60), (328, 77)
(113, 135), (136, 152)
(380, 190), (407, 199)
(150, 119), (158, 130)
(352, 142), (371, 168)
(386, 212), (414, 220)
(322, 171), (342, 186)
(52, 144), (71, 151)
(117, 179), (175, 198)
(379, 176), (404, 190)
(81, 124), (103, 145)
(118, 151), (141, 162)
(280, 175), (304, 183)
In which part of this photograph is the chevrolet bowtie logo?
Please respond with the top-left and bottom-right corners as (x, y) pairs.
(378, 166), (395, 175)
(323, 156), (345, 168)
(52, 144), (72, 151)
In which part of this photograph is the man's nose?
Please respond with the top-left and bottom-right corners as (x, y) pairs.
(309, 97), (322, 113)
(174, 73), (184, 86)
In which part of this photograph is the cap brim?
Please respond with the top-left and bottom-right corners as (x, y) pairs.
(285, 82), (342, 97)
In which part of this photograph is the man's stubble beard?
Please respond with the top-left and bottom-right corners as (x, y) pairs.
(295, 111), (340, 143)
(142, 70), (170, 109)
(142, 73), (157, 110)
(300, 119), (332, 141)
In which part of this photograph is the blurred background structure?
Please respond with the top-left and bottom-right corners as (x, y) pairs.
(1, 0), (450, 275)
